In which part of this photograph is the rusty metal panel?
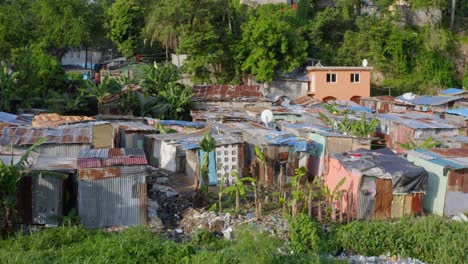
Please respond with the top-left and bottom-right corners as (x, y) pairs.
(78, 166), (147, 180)
(78, 175), (146, 228)
(32, 174), (64, 225)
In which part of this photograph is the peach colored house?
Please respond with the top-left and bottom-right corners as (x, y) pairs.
(307, 66), (372, 102)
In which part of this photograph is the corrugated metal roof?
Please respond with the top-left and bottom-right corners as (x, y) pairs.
(115, 122), (157, 132)
(378, 112), (457, 129)
(441, 88), (467, 95)
(407, 149), (468, 169)
(78, 165), (148, 180)
(32, 113), (95, 127)
(160, 120), (205, 128)
(31, 156), (77, 171)
(78, 148), (147, 168)
(445, 108), (468, 118)
(396, 95), (462, 106)
(192, 85), (264, 102)
(0, 126), (92, 146)
(0, 112), (19, 123)
(177, 135), (243, 150)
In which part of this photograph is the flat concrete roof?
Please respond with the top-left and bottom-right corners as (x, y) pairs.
(306, 66), (373, 71)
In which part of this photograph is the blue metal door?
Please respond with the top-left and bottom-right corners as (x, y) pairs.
(199, 150), (217, 185)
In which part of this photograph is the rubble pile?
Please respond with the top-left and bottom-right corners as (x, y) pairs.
(147, 182), (193, 229)
(179, 208), (289, 240)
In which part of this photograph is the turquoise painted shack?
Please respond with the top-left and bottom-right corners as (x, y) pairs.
(406, 148), (468, 216)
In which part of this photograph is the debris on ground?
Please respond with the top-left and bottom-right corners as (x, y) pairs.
(178, 208), (289, 240)
(337, 253), (425, 264)
(452, 213), (468, 222)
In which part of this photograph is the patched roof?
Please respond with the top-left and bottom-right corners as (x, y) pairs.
(78, 148), (147, 168)
(407, 148), (468, 170)
(192, 85), (264, 102)
(378, 112), (458, 129)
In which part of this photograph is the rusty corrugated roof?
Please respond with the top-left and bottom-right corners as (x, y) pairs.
(428, 148), (468, 158)
(192, 85), (264, 102)
(0, 126), (92, 146)
(32, 113), (95, 127)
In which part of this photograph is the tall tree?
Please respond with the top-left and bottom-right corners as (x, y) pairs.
(235, 4), (308, 82)
(33, 0), (92, 60)
(109, 0), (145, 57)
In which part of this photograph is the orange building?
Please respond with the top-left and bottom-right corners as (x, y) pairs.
(307, 66), (373, 102)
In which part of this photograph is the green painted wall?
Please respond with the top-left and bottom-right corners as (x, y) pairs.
(407, 155), (447, 216)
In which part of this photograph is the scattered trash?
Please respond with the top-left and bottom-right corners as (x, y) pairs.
(156, 177), (170, 185)
(452, 213), (468, 222)
(152, 184), (178, 198)
(337, 252), (425, 264)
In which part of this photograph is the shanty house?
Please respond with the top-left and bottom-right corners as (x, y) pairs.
(113, 121), (157, 149)
(377, 112), (459, 153)
(77, 148), (148, 228)
(0, 153), (77, 226)
(396, 94), (463, 113)
(0, 126), (93, 158)
(224, 122), (313, 187)
(359, 96), (414, 114)
(406, 148), (468, 216)
(191, 85), (271, 110)
(280, 122), (374, 177)
(324, 148), (428, 220)
(444, 108), (468, 136)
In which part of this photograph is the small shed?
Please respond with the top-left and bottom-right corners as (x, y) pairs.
(406, 148), (468, 216)
(378, 112), (459, 153)
(77, 148), (148, 228)
(324, 148), (427, 220)
(444, 108), (468, 136)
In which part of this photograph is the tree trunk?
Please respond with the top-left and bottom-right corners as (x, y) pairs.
(450, 0), (457, 30)
(235, 189), (240, 213)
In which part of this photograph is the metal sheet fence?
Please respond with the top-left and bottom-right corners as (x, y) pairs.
(32, 175), (63, 225)
(78, 175), (147, 228)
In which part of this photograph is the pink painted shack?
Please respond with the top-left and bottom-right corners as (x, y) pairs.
(307, 66), (372, 102)
(324, 148), (427, 220)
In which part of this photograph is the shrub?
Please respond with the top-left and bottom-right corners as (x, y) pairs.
(335, 216), (468, 263)
(289, 214), (337, 255)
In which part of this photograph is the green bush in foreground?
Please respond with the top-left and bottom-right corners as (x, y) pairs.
(336, 216), (468, 263)
(0, 225), (340, 264)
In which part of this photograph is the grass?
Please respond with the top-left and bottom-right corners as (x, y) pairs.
(1, 215), (466, 264)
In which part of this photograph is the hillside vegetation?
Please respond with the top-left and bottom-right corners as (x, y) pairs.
(0, 0), (466, 113)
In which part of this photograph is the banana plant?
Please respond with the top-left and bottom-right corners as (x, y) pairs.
(199, 133), (216, 193)
(290, 167), (308, 217)
(337, 115), (353, 134)
(222, 171), (255, 213)
(351, 114), (379, 137)
(397, 136), (442, 150)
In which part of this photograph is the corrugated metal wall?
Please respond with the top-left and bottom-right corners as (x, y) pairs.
(78, 175), (147, 228)
(14, 144), (91, 158)
(32, 175), (64, 225)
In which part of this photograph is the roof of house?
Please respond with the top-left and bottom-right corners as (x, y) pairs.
(332, 148), (427, 194)
(192, 85), (264, 102)
(441, 88), (467, 96)
(115, 121), (157, 132)
(407, 148), (468, 170)
(378, 112), (458, 129)
(0, 126), (92, 146)
(396, 95), (462, 106)
(78, 148), (147, 168)
(32, 113), (95, 127)
(360, 96), (413, 105)
(445, 108), (468, 118)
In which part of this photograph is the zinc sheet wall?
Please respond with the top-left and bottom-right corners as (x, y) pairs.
(32, 175), (64, 225)
(15, 144), (91, 158)
(78, 175), (147, 228)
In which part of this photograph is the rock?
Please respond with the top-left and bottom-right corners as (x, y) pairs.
(156, 177), (170, 185)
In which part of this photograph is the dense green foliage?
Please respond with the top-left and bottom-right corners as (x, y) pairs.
(0, 0), (466, 112)
(2, 216), (466, 263)
(336, 216), (468, 263)
(0, 226), (338, 264)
